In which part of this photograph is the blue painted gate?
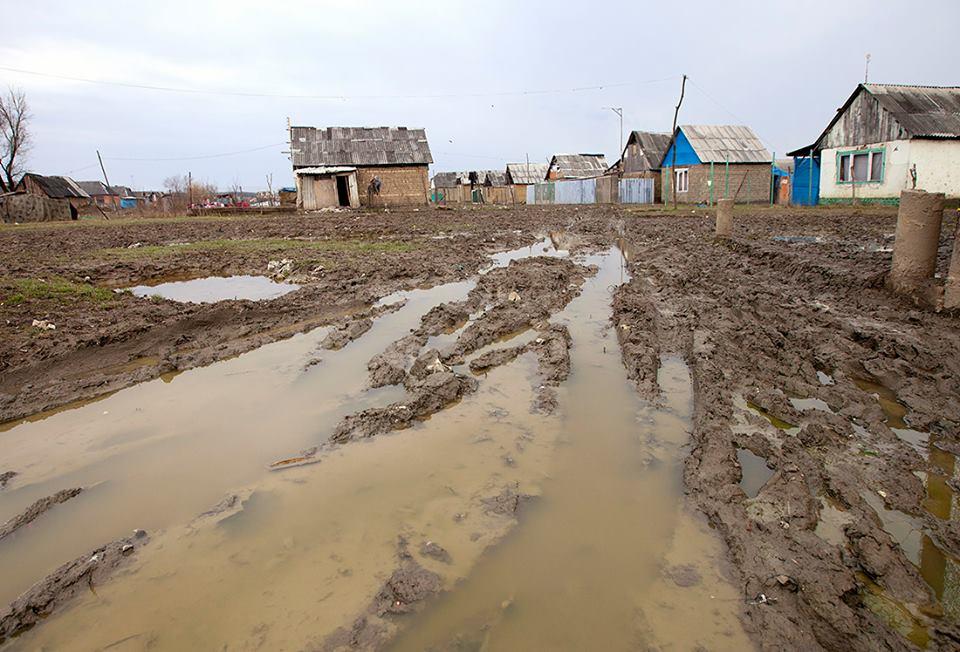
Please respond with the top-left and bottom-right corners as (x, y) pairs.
(791, 155), (820, 206)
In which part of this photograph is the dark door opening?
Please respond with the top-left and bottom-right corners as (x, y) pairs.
(335, 176), (350, 207)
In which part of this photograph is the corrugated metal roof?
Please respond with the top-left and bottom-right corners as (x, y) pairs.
(505, 163), (548, 184)
(547, 154), (608, 179)
(21, 174), (89, 199)
(863, 84), (960, 138)
(291, 126), (432, 167)
(674, 125), (770, 163)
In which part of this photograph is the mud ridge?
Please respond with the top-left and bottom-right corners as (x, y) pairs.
(0, 487), (83, 541)
(0, 530), (149, 644)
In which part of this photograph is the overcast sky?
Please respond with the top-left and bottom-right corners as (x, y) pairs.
(2, 0), (956, 191)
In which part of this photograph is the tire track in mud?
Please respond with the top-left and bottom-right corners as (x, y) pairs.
(615, 222), (960, 651)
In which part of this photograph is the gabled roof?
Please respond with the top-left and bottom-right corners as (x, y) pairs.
(290, 126), (433, 167)
(77, 181), (114, 196)
(622, 131), (672, 170)
(662, 125), (770, 165)
(20, 173), (89, 199)
(505, 163), (548, 184)
(547, 153), (608, 179)
(432, 171), (471, 188)
(789, 84), (960, 155)
(484, 171), (507, 186)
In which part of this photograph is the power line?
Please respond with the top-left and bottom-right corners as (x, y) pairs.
(0, 65), (679, 101)
(103, 142), (286, 162)
(685, 77), (785, 154)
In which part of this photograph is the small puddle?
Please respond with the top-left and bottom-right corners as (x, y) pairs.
(858, 572), (930, 648)
(814, 495), (853, 546)
(737, 448), (774, 498)
(789, 396), (834, 413)
(128, 275), (299, 303)
(743, 398), (799, 434)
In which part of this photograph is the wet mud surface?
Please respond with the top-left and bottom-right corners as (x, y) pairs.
(1, 204), (959, 651)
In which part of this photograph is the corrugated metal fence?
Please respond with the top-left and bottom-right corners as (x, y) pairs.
(618, 178), (654, 204)
(526, 177), (653, 205)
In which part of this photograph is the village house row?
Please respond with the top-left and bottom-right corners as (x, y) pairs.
(3, 82), (958, 221)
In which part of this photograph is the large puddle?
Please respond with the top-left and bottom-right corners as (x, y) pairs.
(128, 274), (299, 302)
(1, 239), (748, 650)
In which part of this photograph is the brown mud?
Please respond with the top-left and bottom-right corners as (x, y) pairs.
(1, 205), (959, 651)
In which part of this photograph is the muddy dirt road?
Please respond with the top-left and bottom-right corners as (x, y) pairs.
(1, 205), (959, 650)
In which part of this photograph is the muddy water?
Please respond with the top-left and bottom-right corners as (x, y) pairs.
(128, 274), (299, 302)
(388, 249), (750, 651)
(0, 279), (472, 606)
(2, 242), (748, 651)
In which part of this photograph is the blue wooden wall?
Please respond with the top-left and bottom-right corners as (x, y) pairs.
(791, 155), (820, 205)
(660, 130), (701, 167)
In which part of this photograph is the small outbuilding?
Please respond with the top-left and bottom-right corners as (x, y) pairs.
(546, 154), (608, 180)
(659, 125), (772, 204)
(77, 181), (120, 208)
(15, 173), (89, 218)
(608, 130), (671, 201)
(789, 83), (960, 204)
(290, 126), (433, 209)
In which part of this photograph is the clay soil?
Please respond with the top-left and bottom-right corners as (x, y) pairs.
(2, 204), (960, 650)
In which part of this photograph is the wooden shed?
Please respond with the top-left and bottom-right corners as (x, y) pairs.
(16, 173), (89, 218)
(290, 126), (433, 209)
(546, 154), (608, 180)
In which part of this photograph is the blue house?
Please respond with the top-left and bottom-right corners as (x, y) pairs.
(659, 125), (772, 204)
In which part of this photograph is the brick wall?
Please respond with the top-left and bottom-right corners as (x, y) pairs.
(662, 164), (772, 204)
(357, 165), (428, 207)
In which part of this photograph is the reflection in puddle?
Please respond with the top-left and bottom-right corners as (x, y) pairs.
(128, 275), (300, 303)
(858, 572), (930, 648)
(2, 242), (750, 650)
(744, 399), (799, 434)
(789, 396), (834, 413)
(737, 448), (773, 498)
(387, 246), (749, 651)
(852, 377), (909, 429)
(815, 495), (852, 546)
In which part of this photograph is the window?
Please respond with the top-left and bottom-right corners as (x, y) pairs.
(675, 168), (689, 193)
(837, 148), (884, 183)
(870, 151), (884, 181)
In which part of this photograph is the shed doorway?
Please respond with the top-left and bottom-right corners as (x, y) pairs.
(336, 176), (350, 207)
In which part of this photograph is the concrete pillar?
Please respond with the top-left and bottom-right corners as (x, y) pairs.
(715, 198), (734, 238)
(890, 190), (945, 298)
(945, 222), (960, 310)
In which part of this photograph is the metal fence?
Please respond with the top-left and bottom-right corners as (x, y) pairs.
(618, 178), (654, 204)
(526, 177), (654, 205)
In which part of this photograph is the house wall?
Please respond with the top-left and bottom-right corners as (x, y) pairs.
(820, 89), (908, 150)
(0, 193), (75, 223)
(661, 164), (772, 204)
(357, 165), (429, 207)
(820, 139), (960, 201)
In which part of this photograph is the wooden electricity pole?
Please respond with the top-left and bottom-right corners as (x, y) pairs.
(670, 74), (687, 210)
(97, 150), (118, 213)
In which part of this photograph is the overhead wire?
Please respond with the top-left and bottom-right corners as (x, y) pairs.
(0, 65), (678, 101)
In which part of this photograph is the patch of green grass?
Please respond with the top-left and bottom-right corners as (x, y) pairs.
(98, 238), (416, 260)
(2, 277), (117, 305)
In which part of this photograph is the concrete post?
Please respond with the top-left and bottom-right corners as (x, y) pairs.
(890, 190), (945, 299)
(716, 198), (734, 238)
(945, 222), (960, 310)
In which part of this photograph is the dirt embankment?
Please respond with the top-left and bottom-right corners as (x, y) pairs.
(613, 208), (960, 651)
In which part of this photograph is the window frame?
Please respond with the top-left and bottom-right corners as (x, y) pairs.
(836, 147), (885, 184)
(675, 167), (689, 193)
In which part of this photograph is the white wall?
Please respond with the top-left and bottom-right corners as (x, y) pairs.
(820, 139), (911, 200)
(910, 140), (960, 197)
(820, 139), (960, 200)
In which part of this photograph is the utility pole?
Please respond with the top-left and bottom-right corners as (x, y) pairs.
(670, 75), (687, 210)
(188, 171), (193, 208)
(96, 150), (118, 213)
(864, 53), (871, 83)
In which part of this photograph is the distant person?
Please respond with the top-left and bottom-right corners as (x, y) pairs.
(367, 176), (382, 206)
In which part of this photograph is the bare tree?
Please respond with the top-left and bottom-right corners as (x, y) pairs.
(0, 87), (31, 192)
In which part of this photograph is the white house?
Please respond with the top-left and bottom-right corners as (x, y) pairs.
(792, 84), (960, 204)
